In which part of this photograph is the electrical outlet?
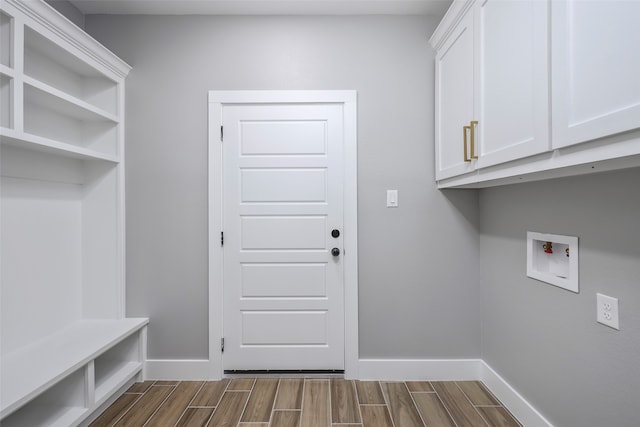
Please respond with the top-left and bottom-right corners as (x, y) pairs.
(597, 293), (619, 330)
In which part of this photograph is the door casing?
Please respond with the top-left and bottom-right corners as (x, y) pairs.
(208, 90), (358, 379)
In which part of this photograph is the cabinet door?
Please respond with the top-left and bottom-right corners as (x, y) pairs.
(475, 0), (549, 168)
(552, 0), (640, 148)
(434, 9), (475, 180)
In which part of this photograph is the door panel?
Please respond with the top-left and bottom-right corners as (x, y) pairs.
(240, 169), (327, 203)
(241, 311), (328, 345)
(241, 264), (327, 298)
(241, 216), (327, 250)
(240, 121), (327, 155)
(223, 103), (344, 371)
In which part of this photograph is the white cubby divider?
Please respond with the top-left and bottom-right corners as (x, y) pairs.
(0, 319), (148, 424)
(527, 231), (579, 293)
(0, 1), (147, 426)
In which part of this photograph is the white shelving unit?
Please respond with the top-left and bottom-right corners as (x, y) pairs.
(0, 1), (147, 425)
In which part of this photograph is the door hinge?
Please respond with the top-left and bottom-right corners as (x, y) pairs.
(221, 231), (224, 246)
(220, 125), (224, 141)
(221, 337), (225, 353)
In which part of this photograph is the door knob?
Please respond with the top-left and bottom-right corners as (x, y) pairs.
(331, 248), (341, 257)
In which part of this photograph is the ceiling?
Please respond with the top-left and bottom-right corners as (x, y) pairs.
(67, 0), (452, 16)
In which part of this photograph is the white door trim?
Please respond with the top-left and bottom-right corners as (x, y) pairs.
(208, 90), (359, 379)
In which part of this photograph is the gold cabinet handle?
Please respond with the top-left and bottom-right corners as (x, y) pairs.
(463, 125), (471, 162)
(470, 120), (478, 159)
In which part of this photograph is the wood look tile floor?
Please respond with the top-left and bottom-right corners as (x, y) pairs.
(90, 378), (521, 427)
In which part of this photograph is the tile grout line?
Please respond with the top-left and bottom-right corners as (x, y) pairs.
(141, 383), (180, 427)
(403, 381), (427, 427)
(378, 381), (398, 427)
(429, 382), (460, 427)
(453, 382), (490, 427)
(172, 381), (206, 427)
(267, 378), (281, 426)
(107, 389), (145, 427)
(203, 378), (232, 427)
(298, 378), (306, 427)
(327, 379), (333, 427)
(109, 384), (148, 426)
(352, 379), (365, 426)
(477, 382), (524, 427)
(235, 378), (255, 426)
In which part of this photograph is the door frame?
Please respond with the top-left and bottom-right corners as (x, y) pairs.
(207, 90), (359, 379)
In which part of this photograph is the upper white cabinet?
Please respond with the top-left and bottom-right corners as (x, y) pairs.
(551, 0), (640, 148)
(431, 0), (640, 188)
(433, 4), (475, 180)
(431, 0), (549, 181)
(0, 1), (147, 426)
(474, 0), (549, 168)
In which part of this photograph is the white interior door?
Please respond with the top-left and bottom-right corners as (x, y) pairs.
(222, 103), (345, 371)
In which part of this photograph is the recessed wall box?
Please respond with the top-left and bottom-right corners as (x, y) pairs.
(527, 232), (579, 292)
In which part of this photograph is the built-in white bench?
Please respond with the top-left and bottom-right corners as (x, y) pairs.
(1, 319), (148, 426)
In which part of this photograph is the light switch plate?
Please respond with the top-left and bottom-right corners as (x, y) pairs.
(386, 190), (398, 207)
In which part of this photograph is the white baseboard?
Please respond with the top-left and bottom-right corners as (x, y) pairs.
(479, 361), (553, 427)
(144, 359), (215, 380)
(358, 358), (482, 381)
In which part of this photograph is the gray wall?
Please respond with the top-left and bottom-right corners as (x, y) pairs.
(480, 168), (640, 427)
(84, 15), (481, 360)
(64, 9), (640, 426)
(45, 0), (84, 29)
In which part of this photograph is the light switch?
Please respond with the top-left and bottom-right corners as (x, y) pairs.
(386, 190), (398, 207)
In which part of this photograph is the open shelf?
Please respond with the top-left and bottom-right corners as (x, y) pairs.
(24, 76), (119, 122)
(2, 405), (87, 427)
(0, 319), (148, 419)
(1, 128), (119, 163)
(1, 72), (11, 128)
(24, 25), (118, 115)
(23, 81), (119, 157)
(0, 11), (11, 68)
(95, 333), (143, 404)
(0, 367), (87, 427)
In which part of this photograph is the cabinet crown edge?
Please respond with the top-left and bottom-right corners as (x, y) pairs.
(4, 0), (131, 79)
(429, 0), (474, 49)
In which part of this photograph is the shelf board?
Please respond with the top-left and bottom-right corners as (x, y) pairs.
(95, 361), (142, 406)
(0, 64), (16, 78)
(24, 76), (119, 123)
(0, 404), (87, 427)
(0, 127), (120, 163)
(0, 318), (148, 418)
